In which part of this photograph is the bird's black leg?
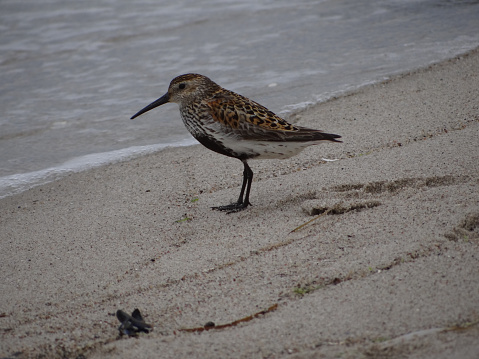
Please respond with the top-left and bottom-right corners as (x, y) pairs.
(212, 160), (253, 213)
(236, 161), (249, 204)
(241, 161), (253, 207)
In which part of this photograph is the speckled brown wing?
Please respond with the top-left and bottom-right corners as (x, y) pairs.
(205, 90), (297, 129)
(205, 90), (341, 143)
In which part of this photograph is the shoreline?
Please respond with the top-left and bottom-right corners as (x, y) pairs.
(2, 47), (478, 201)
(1, 49), (478, 358)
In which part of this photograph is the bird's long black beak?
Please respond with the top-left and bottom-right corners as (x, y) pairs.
(130, 92), (169, 119)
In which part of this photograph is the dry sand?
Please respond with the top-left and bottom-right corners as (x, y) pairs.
(1, 49), (479, 359)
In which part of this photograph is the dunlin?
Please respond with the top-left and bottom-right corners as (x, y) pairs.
(131, 74), (341, 212)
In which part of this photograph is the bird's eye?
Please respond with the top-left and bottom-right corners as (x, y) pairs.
(179, 83), (186, 90)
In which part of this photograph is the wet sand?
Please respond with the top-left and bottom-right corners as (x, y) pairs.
(1, 49), (478, 358)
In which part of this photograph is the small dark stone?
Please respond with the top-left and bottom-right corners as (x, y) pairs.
(117, 309), (152, 336)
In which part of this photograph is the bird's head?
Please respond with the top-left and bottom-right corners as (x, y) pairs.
(130, 73), (218, 119)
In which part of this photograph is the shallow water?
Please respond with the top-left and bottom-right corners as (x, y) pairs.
(1, 0), (479, 197)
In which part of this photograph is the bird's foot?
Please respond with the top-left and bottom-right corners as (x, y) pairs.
(212, 201), (250, 214)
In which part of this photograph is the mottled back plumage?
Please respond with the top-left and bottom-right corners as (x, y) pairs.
(131, 73), (341, 212)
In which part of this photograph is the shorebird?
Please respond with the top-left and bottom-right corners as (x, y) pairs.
(131, 74), (341, 213)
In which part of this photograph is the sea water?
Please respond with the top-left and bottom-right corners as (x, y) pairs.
(1, 0), (479, 198)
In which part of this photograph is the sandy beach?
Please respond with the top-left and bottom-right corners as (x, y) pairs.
(1, 49), (478, 358)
